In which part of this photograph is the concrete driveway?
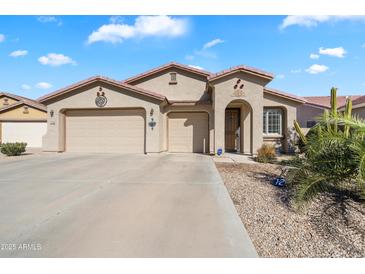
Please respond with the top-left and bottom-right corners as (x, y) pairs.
(0, 153), (257, 257)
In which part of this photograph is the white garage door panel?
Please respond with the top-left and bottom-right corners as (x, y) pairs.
(65, 109), (145, 153)
(168, 112), (209, 153)
(1, 122), (47, 147)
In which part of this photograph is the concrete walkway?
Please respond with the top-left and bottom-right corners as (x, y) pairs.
(213, 152), (256, 164)
(0, 153), (257, 257)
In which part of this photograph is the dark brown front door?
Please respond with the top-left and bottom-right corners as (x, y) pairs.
(225, 108), (240, 152)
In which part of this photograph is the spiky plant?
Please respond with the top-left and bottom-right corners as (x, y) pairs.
(290, 87), (365, 207)
(330, 87), (338, 132)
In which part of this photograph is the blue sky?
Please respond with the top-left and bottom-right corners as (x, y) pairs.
(1, 15), (365, 99)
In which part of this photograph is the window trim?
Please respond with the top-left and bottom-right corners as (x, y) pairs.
(263, 107), (283, 137)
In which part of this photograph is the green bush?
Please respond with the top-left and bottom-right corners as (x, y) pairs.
(0, 142), (27, 156)
(255, 143), (276, 163)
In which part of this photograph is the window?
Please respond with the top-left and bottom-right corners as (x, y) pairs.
(306, 120), (317, 128)
(263, 108), (282, 135)
(169, 72), (177, 84)
(3, 98), (9, 106)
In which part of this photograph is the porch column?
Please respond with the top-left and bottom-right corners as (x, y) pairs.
(214, 105), (225, 154)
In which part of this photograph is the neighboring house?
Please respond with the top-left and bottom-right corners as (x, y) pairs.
(297, 95), (364, 129)
(39, 62), (306, 155)
(0, 92), (47, 147)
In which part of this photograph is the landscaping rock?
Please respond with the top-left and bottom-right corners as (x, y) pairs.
(216, 162), (365, 257)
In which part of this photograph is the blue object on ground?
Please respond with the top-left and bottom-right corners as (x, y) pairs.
(272, 177), (286, 187)
(217, 148), (223, 156)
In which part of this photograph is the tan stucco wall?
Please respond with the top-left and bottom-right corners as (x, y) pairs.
(162, 104), (214, 153)
(0, 105), (46, 121)
(0, 96), (19, 108)
(296, 104), (325, 128)
(132, 68), (209, 101)
(263, 93), (302, 152)
(42, 82), (163, 153)
(212, 71), (270, 155)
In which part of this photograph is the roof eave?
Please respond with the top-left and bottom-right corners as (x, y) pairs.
(208, 69), (274, 83)
(38, 76), (166, 104)
(123, 62), (211, 84)
(264, 88), (307, 104)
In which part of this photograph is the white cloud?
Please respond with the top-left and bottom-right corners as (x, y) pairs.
(290, 69), (301, 73)
(318, 47), (346, 58)
(9, 50), (28, 57)
(35, 82), (52, 89)
(188, 65), (204, 70)
(109, 16), (124, 24)
(280, 15), (365, 30)
(38, 53), (76, 66)
(187, 38), (225, 60)
(0, 34), (5, 42)
(87, 16), (188, 44)
(202, 38), (224, 50)
(305, 64), (329, 74)
(309, 53), (319, 59)
(21, 84), (31, 90)
(37, 16), (62, 26)
(276, 74), (285, 79)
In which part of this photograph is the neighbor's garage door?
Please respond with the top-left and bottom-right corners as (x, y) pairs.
(1, 122), (47, 147)
(65, 109), (145, 153)
(168, 112), (209, 153)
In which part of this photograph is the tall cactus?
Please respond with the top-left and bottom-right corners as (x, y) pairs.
(330, 87), (338, 132)
(344, 97), (352, 138)
(294, 120), (307, 145)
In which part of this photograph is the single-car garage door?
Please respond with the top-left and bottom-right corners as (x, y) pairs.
(168, 112), (209, 153)
(65, 109), (145, 153)
(1, 122), (47, 147)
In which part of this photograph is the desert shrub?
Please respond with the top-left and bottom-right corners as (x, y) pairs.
(0, 142), (27, 156)
(255, 143), (276, 163)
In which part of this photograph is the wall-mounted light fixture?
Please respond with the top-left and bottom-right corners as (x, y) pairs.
(150, 108), (154, 116)
(50, 110), (54, 117)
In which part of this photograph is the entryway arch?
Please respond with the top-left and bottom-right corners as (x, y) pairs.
(224, 99), (253, 154)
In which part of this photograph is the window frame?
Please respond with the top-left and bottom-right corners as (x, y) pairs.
(263, 107), (283, 136)
(169, 72), (177, 84)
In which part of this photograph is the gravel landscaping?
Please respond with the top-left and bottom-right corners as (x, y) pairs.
(216, 162), (365, 258)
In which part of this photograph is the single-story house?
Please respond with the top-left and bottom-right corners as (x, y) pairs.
(0, 92), (47, 147)
(38, 62), (307, 155)
(297, 94), (365, 129)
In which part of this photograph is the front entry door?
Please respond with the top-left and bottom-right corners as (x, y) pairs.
(225, 108), (240, 152)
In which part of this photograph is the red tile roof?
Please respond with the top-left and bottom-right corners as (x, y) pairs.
(123, 62), (212, 84)
(208, 65), (274, 81)
(0, 91), (46, 112)
(304, 95), (362, 108)
(38, 76), (167, 103)
(264, 87), (307, 103)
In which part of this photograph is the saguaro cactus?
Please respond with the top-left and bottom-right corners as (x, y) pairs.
(330, 87), (338, 132)
(344, 97), (352, 138)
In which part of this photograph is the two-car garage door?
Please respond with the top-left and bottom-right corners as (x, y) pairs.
(65, 109), (145, 153)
